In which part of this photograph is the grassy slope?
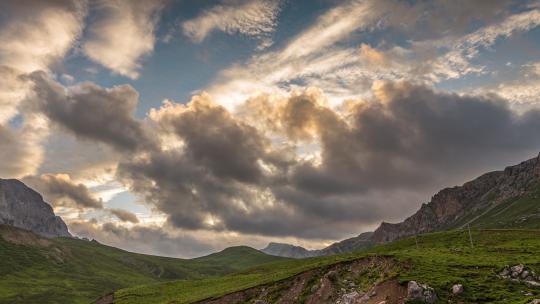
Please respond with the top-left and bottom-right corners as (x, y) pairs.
(0, 226), (287, 304)
(471, 188), (540, 229)
(115, 229), (540, 304)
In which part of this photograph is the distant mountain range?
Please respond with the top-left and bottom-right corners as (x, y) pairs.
(263, 153), (540, 258)
(261, 232), (374, 258)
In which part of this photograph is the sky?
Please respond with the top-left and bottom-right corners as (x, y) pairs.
(1, 0), (540, 258)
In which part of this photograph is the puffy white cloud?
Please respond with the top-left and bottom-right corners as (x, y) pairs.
(0, 1), (86, 123)
(0, 1), (86, 74)
(0, 114), (48, 178)
(83, 0), (164, 78)
(0, 1), (86, 177)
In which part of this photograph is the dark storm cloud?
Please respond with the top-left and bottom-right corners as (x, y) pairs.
(23, 174), (103, 209)
(294, 81), (540, 194)
(119, 97), (293, 233)
(156, 96), (271, 183)
(69, 220), (215, 258)
(118, 81), (540, 239)
(108, 208), (139, 223)
(28, 72), (154, 152)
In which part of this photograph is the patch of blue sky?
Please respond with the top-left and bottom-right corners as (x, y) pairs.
(437, 26), (540, 93)
(104, 191), (150, 215)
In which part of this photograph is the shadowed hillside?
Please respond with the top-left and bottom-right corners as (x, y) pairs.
(0, 225), (287, 304)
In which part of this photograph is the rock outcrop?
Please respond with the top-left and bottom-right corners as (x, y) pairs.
(372, 153), (540, 244)
(0, 179), (70, 238)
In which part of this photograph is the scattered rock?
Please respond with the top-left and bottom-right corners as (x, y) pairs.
(310, 284), (319, 293)
(499, 264), (540, 289)
(407, 281), (423, 298)
(452, 284), (464, 295)
(530, 300), (540, 304)
(253, 300), (266, 304)
(340, 291), (361, 304)
(407, 281), (437, 303)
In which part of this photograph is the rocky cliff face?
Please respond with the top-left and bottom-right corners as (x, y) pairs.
(372, 153), (540, 244)
(0, 179), (71, 238)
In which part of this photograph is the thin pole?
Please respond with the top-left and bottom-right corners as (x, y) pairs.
(415, 235), (419, 249)
(467, 223), (474, 248)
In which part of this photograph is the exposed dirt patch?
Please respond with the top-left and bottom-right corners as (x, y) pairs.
(196, 256), (407, 304)
(94, 293), (114, 304)
(362, 279), (407, 304)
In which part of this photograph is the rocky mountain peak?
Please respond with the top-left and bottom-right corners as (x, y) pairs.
(0, 178), (71, 238)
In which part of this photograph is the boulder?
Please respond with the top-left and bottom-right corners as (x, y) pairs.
(511, 264), (524, 274)
(452, 284), (464, 295)
(407, 281), (423, 298)
(407, 281), (437, 304)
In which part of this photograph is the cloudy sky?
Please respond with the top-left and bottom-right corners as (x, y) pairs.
(1, 0), (540, 258)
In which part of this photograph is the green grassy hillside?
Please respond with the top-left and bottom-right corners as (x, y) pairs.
(115, 229), (540, 304)
(0, 225), (287, 304)
(471, 188), (540, 229)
